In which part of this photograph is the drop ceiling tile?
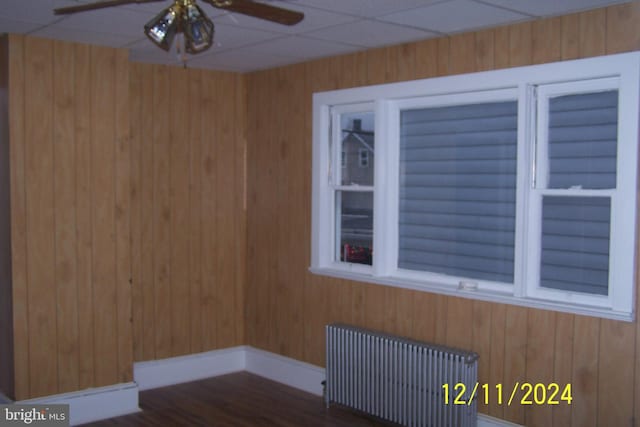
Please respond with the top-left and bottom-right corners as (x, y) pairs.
(219, 3), (358, 35)
(54, 7), (151, 37)
(379, 0), (530, 34)
(307, 19), (436, 48)
(119, 0), (176, 13)
(32, 25), (134, 48)
(186, 47), (299, 72)
(0, 18), (43, 34)
(479, 0), (630, 17)
(243, 35), (360, 59)
(288, 0), (441, 18)
(209, 23), (284, 50)
(0, 0), (78, 25)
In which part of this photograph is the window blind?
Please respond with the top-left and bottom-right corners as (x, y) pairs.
(539, 90), (617, 295)
(398, 101), (518, 283)
(547, 90), (618, 189)
(540, 197), (610, 295)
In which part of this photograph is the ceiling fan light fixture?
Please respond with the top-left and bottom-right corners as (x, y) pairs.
(54, 0), (304, 59)
(183, 3), (215, 53)
(144, 5), (180, 51)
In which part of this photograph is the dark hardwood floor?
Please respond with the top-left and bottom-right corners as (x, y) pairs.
(85, 372), (391, 426)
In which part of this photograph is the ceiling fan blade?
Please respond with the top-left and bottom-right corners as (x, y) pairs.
(205, 0), (303, 26)
(54, 0), (166, 15)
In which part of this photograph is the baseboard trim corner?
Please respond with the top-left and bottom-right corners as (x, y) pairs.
(245, 347), (325, 396)
(134, 345), (247, 391)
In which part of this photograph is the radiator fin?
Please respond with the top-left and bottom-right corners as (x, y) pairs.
(326, 323), (478, 427)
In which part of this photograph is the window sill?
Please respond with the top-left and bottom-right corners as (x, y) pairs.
(308, 266), (634, 323)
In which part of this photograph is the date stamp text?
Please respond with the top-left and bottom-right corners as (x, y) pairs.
(442, 383), (573, 406)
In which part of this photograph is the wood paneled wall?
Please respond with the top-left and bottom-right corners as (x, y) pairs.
(245, 3), (640, 426)
(4, 35), (246, 401)
(0, 36), (14, 400)
(8, 35), (132, 400)
(129, 63), (246, 362)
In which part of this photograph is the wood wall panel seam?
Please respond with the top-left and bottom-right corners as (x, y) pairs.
(8, 34), (30, 401)
(74, 42), (95, 391)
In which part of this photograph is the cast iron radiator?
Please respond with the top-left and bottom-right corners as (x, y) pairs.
(325, 323), (479, 427)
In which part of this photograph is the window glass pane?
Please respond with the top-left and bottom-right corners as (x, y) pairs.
(398, 101), (518, 283)
(340, 112), (374, 186)
(336, 191), (373, 265)
(547, 90), (618, 189)
(541, 196), (610, 295)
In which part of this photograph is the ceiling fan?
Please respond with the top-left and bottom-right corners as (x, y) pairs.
(54, 0), (304, 56)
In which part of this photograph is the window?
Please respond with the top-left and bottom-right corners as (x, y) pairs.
(358, 149), (370, 168)
(311, 52), (640, 321)
(332, 108), (374, 266)
(397, 95), (518, 284)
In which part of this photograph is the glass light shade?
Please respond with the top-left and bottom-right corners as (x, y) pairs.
(183, 4), (215, 53)
(144, 6), (180, 51)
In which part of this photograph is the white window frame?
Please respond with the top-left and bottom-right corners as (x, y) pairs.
(310, 52), (640, 322)
(315, 103), (375, 275)
(526, 78), (630, 310)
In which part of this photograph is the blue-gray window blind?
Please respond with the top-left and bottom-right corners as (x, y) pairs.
(548, 90), (618, 189)
(539, 90), (617, 295)
(540, 197), (610, 295)
(398, 101), (518, 283)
